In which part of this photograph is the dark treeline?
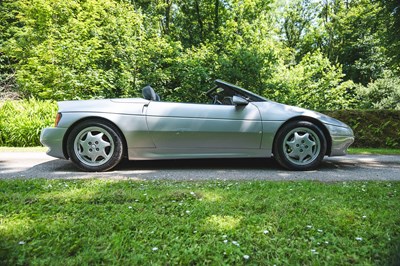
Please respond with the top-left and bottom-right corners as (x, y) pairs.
(0, 0), (399, 110)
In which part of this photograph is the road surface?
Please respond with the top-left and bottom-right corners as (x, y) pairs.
(1, 152), (400, 181)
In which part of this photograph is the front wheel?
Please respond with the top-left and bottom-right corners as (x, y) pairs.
(273, 121), (327, 171)
(67, 120), (124, 172)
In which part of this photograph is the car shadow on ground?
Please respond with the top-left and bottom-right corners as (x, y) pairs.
(42, 156), (353, 174)
(115, 158), (281, 171)
(3, 155), (384, 180)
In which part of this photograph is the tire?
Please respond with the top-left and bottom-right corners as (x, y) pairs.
(67, 120), (124, 172)
(273, 121), (327, 171)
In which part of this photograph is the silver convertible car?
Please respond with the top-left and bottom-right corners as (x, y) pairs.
(40, 80), (354, 172)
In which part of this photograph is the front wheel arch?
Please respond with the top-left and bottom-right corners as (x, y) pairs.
(273, 116), (332, 156)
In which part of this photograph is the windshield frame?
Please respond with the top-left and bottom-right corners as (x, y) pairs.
(206, 80), (268, 102)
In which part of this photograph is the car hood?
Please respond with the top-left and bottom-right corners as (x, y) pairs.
(253, 101), (350, 128)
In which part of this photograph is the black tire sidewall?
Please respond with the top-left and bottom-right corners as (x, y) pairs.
(274, 121), (327, 171)
(67, 120), (123, 172)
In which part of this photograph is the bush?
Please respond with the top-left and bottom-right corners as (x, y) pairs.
(265, 51), (357, 110)
(324, 110), (400, 149)
(356, 71), (400, 110)
(0, 99), (57, 146)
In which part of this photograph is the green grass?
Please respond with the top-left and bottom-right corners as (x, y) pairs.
(348, 148), (400, 155)
(0, 179), (399, 265)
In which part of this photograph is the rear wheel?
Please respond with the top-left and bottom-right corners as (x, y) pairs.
(273, 121), (327, 171)
(67, 120), (123, 172)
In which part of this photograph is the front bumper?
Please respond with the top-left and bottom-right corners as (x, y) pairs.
(40, 127), (68, 159)
(325, 124), (355, 156)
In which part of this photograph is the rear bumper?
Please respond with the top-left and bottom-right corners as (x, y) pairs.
(40, 127), (68, 159)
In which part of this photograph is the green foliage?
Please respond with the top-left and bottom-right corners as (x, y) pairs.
(2, 0), (176, 100)
(0, 99), (57, 146)
(356, 71), (400, 110)
(324, 110), (400, 149)
(0, 0), (399, 112)
(1, 179), (399, 265)
(382, 0), (400, 69)
(265, 51), (357, 110)
(279, 0), (389, 85)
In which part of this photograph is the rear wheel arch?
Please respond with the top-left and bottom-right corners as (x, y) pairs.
(63, 117), (128, 160)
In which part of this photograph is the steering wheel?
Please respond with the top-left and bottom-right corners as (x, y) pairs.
(212, 95), (221, 105)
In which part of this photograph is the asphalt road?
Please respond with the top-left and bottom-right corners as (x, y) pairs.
(1, 152), (400, 181)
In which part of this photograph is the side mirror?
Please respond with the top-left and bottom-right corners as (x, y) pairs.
(232, 96), (248, 106)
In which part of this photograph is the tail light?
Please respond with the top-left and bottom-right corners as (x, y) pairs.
(55, 112), (62, 127)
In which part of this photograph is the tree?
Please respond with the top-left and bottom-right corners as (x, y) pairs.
(381, 0), (400, 69)
(280, 0), (388, 85)
(0, 0), (19, 99)
(2, 0), (180, 100)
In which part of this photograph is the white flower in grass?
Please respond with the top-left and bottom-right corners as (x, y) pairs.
(263, 230), (269, 234)
(152, 247), (158, 251)
(362, 215), (367, 219)
(356, 237), (363, 241)
(128, 206), (132, 209)
(243, 255), (250, 260)
(311, 249), (318, 254)
(223, 240), (228, 244)
(186, 210), (191, 214)
(232, 241), (240, 247)
(18, 241), (25, 245)
(222, 235), (228, 238)
(317, 229), (323, 233)
(190, 192), (196, 196)
(306, 225), (313, 229)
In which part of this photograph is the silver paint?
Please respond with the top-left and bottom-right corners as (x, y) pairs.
(40, 81), (354, 164)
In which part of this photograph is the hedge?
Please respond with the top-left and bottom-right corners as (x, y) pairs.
(323, 110), (400, 149)
(1, 100), (399, 148)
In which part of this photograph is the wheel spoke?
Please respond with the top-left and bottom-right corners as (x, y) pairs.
(73, 126), (115, 167)
(283, 127), (321, 166)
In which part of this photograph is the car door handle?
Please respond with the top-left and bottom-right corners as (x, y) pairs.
(176, 128), (189, 134)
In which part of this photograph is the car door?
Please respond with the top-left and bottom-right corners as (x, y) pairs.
(145, 101), (262, 150)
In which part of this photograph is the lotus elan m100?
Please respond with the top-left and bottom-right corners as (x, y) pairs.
(40, 80), (354, 171)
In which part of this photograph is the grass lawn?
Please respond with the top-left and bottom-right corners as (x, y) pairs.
(348, 148), (400, 155)
(0, 179), (399, 265)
